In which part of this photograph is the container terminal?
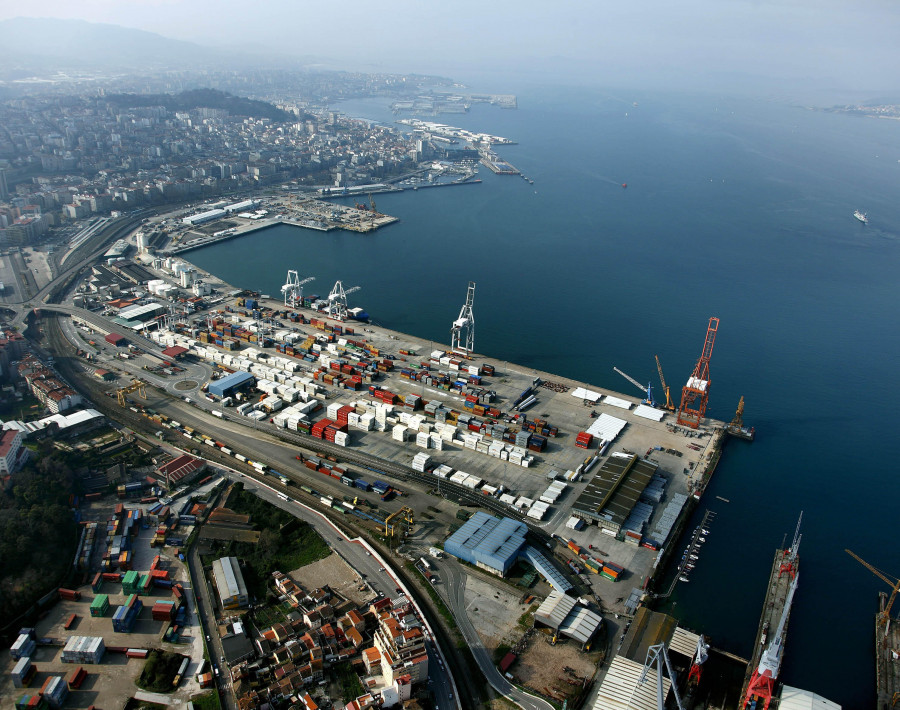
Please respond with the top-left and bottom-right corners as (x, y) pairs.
(63, 246), (739, 622)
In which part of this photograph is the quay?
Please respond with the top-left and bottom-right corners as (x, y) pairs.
(480, 149), (520, 175)
(741, 523), (801, 709)
(876, 591), (900, 707)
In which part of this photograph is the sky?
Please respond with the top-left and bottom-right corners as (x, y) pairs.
(2, 0), (899, 94)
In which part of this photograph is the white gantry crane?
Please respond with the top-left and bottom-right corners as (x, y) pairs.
(281, 270), (315, 308)
(327, 280), (361, 321)
(614, 366), (656, 407)
(451, 281), (476, 357)
(637, 642), (685, 710)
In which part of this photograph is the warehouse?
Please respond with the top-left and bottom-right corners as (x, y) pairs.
(116, 302), (167, 324)
(533, 590), (603, 649)
(182, 208), (226, 225)
(570, 454), (658, 534)
(443, 511), (527, 577)
(156, 453), (206, 487)
(213, 556), (249, 609)
(208, 370), (255, 398)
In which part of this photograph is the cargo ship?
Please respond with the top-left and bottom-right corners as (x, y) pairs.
(854, 209), (868, 224)
(742, 515), (801, 710)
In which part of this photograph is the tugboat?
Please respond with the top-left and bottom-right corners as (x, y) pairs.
(854, 209), (868, 224)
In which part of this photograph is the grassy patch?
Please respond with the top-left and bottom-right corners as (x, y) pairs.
(200, 483), (330, 598)
(334, 661), (364, 701)
(190, 691), (222, 710)
(517, 604), (538, 629)
(251, 601), (290, 629)
(136, 650), (189, 692)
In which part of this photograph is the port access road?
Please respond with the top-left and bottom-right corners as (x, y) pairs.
(430, 555), (555, 710)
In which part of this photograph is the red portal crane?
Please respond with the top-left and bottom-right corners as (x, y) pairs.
(677, 317), (719, 428)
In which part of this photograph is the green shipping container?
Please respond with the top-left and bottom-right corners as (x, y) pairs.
(90, 594), (110, 617)
(600, 571), (618, 582)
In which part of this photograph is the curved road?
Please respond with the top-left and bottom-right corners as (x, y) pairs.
(430, 556), (556, 710)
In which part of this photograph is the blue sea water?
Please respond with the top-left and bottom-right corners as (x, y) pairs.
(189, 87), (900, 707)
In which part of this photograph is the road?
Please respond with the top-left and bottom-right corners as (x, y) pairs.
(430, 556), (556, 710)
(187, 545), (238, 710)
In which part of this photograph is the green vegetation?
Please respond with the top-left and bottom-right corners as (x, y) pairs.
(334, 661), (364, 701)
(0, 442), (80, 626)
(136, 650), (189, 692)
(106, 89), (296, 122)
(202, 483), (330, 598)
(0, 391), (44, 422)
(517, 604), (538, 629)
(190, 691), (222, 710)
(250, 600), (290, 629)
(493, 642), (512, 665)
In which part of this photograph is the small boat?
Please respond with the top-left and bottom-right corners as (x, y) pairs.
(702, 529), (710, 535)
(685, 564), (695, 570)
(690, 554), (699, 560)
(679, 576), (690, 583)
(854, 209), (868, 224)
(698, 536), (706, 543)
(622, 183), (627, 188)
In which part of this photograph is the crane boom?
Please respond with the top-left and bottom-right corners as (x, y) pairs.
(846, 549), (900, 628)
(655, 355), (675, 411)
(613, 367), (655, 407)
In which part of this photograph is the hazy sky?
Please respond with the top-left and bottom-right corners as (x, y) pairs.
(3, 0), (899, 93)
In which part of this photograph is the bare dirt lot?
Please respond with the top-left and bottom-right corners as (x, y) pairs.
(512, 631), (601, 702)
(465, 575), (532, 650)
(290, 550), (373, 606)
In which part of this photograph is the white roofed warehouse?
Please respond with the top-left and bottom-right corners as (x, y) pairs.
(212, 556), (249, 609)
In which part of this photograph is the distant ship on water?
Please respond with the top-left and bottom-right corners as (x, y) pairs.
(854, 209), (868, 224)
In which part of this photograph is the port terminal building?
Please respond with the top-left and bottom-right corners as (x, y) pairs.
(443, 511), (572, 592)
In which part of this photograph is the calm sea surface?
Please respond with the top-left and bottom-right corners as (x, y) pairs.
(190, 87), (900, 707)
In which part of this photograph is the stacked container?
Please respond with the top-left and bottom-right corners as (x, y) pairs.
(575, 432), (593, 449)
(412, 453), (430, 472)
(152, 600), (177, 622)
(39, 676), (68, 708)
(112, 595), (142, 633)
(90, 594), (109, 617)
(11, 658), (35, 688)
(61, 636), (105, 664)
(10, 633), (36, 661)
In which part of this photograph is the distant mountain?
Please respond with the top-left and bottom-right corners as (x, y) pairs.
(105, 89), (296, 122)
(0, 17), (237, 74)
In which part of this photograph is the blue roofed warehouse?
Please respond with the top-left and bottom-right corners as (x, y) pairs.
(444, 511), (527, 576)
(207, 370), (255, 399)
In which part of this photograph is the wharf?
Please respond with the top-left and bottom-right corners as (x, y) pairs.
(169, 201), (399, 255)
(875, 592), (900, 707)
(741, 548), (798, 702)
(479, 150), (520, 175)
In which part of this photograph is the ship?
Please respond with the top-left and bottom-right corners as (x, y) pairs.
(854, 209), (868, 224)
(741, 515), (802, 710)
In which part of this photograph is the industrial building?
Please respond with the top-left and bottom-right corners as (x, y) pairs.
(444, 511), (527, 576)
(182, 208), (226, 225)
(571, 454), (659, 534)
(224, 199), (258, 213)
(208, 370), (255, 398)
(533, 590), (603, 649)
(115, 302), (167, 327)
(444, 512), (572, 591)
(212, 556), (249, 609)
(156, 453), (206, 487)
